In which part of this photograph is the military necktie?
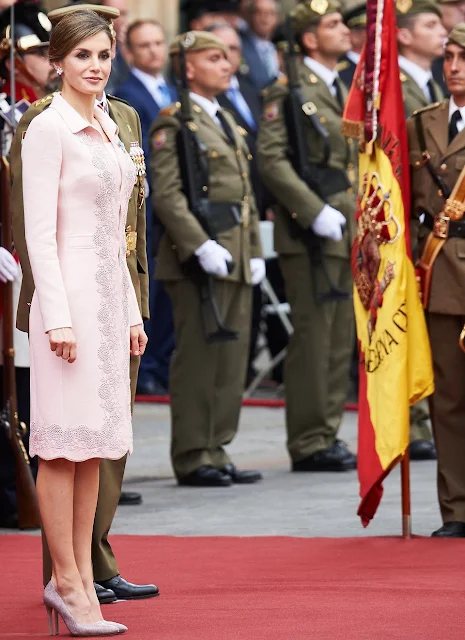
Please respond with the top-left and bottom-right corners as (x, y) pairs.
(332, 78), (344, 109)
(216, 109), (236, 144)
(449, 109), (462, 144)
(426, 79), (438, 104)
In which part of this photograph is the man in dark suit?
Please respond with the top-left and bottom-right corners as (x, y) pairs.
(116, 20), (177, 396)
(240, 0), (280, 89)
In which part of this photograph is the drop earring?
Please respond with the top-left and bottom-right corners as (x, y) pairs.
(56, 66), (63, 76)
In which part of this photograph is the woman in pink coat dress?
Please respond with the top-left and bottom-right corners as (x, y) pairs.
(21, 10), (147, 637)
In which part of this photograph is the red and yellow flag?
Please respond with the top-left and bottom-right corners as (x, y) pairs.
(343, 0), (434, 526)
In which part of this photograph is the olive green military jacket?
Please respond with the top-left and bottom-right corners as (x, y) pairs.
(10, 93), (149, 333)
(401, 69), (444, 118)
(408, 100), (465, 315)
(150, 100), (262, 283)
(257, 63), (357, 259)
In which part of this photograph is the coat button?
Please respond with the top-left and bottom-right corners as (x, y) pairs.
(202, 185), (208, 192)
(236, 149), (242, 156)
(172, 244), (177, 251)
(291, 212), (297, 219)
(241, 172), (247, 178)
(211, 151), (218, 158)
(320, 116), (326, 123)
(440, 163), (447, 171)
(247, 154), (253, 160)
(414, 161), (421, 167)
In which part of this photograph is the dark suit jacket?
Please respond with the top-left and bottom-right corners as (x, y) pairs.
(115, 71), (177, 166)
(337, 54), (357, 90)
(218, 73), (270, 217)
(432, 57), (447, 96)
(240, 28), (277, 90)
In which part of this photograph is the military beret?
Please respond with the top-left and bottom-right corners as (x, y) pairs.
(343, 3), (367, 28)
(395, 0), (442, 17)
(446, 23), (465, 48)
(291, 0), (342, 32)
(48, 4), (120, 23)
(169, 31), (228, 57)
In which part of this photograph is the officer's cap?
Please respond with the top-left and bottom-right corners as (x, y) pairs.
(291, 0), (342, 32)
(0, 2), (51, 57)
(446, 23), (465, 48)
(343, 3), (367, 28)
(395, 0), (442, 18)
(169, 31), (228, 57)
(48, 4), (120, 24)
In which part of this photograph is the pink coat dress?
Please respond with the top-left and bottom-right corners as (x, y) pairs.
(21, 94), (142, 462)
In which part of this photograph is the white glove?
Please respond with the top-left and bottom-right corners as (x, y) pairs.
(0, 248), (18, 283)
(195, 239), (233, 277)
(250, 258), (266, 286)
(311, 205), (346, 242)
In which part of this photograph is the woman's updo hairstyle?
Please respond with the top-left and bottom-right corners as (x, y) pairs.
(49, 10), (113, 64)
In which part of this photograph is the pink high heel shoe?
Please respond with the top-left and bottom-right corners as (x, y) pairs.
(43, 582), (123, 637)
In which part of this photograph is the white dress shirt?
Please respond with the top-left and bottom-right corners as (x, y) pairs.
(303, 56), (339, 97)
(346, 51), (361, 66)
(190, 92), (222, 127)
(132, 67), (169, 107)
(398, 56), (434, 101)
(449, 96), (465, 133)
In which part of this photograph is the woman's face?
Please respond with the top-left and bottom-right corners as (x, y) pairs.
(58, 31), (112, 96)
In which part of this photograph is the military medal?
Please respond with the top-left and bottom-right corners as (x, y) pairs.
(129, 141), (146, 208)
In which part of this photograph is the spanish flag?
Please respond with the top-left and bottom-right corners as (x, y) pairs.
(343, 0), (434, 526)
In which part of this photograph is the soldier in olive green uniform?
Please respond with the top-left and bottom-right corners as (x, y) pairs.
(409, 25), (465, 537)
(396, 0), (447, 460)
(9, 2), (159, 603)
(397, 0), (446, 118)
(151, 32), (264, 487)
(257, 1), (357, 472)
(337, 3), (366, 90)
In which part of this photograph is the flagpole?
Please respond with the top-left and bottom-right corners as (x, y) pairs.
(401, 452), (411, 538)
(9, 3), (16, 128)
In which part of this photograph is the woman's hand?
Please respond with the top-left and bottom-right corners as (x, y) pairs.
(130, 324), (148, 357)
(48, 327), (77, 363)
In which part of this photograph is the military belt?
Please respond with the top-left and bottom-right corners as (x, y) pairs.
(201, 201), (243, 237)
(423, 212), (465, 239)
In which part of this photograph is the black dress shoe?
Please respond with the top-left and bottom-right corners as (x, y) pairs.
(97, 575), (159, 600)
(178, 465), (233, 487)
(432, 522), (465, 538)
(220, 463), (263, 484)
(292, 442), (357, 472)
(118, 491), (143, 506)
(94, 582), (117, 604)
(409, 440), (437, 461)
(136, 377), (168, 396)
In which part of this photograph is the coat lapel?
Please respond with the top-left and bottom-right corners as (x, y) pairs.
(299, 63), (341, 114)
(194, 101), (233, 146)
(424, 101), (449, 158)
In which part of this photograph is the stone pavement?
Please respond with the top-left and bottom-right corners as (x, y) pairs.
(113, 402), (440, 538)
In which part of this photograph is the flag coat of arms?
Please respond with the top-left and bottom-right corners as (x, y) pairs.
(343, 0), (434, 525)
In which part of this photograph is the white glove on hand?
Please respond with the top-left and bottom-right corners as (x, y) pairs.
(250, 258), (266, 286)
(0, 248), (18, 283)
(195, 239), (233, 277)
(311, 205), (346, 242)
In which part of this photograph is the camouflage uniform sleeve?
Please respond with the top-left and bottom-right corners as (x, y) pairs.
(150, 111), (209, 263)
(134, 111), (149, 320)
(257, 80), (326, 228)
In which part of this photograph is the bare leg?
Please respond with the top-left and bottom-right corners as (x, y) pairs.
(73, 458), (103, 620)
(36, 458), (92, 624)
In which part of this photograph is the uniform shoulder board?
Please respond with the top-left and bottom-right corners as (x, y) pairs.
(412, 102), (442, 117)
(159, 104), (179, 117)
(106, 94), (130, 107)
(237, 125), (248, 137)
(32, 92), (55, 108)
(336, 60), (350, 72)
(400, 72), (408, 83)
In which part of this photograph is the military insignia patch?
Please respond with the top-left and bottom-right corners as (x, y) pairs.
(311, 0), (329, 15)
(154, 130), (167, 148)
(396, 0), (412, 13)
(264, 103), (279, 121)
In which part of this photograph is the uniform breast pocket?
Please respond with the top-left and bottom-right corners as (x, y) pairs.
(67, 235), (94, 249)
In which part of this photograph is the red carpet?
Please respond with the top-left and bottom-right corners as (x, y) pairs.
(135, 395), (359, 411)
(1, 535), (463, 639)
